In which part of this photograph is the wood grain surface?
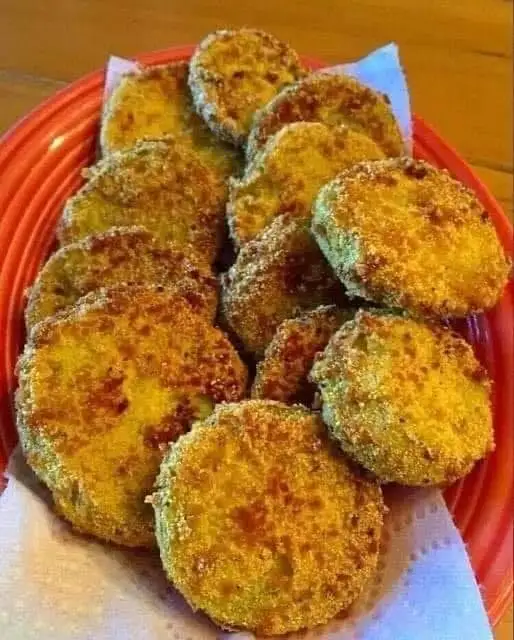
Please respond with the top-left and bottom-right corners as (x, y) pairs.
(0, 0), (512, 636)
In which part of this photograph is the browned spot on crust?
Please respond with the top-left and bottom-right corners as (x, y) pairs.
(252, 305), (350, 406)
(231, 499), (269, 541)
(144, 398), (197, 449)
(404, 161), (428, 179)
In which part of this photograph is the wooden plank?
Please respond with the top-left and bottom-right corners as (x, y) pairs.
(497, 605), (513, 640)
(0, 1), (511, 173)
(0, 72), (66, 135)
(0, 0), (511, 80)
(472, 164), (513, 220)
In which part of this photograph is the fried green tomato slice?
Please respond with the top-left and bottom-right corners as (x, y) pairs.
(246, 72), (404, 162)
(189, 29), (306, 146)
(311, 158), (511, 316)
(25, 226), (218, 331)
(16, 285), (247, 547)
(58, 138), (225, 265)
(100, 62), (241, 183)
(220, 215), (347, 356)
(310, 310), (494, 486)
(252, 305), (352, 406)
(228, 122), (385, 247)
(152, 400), (384, 635)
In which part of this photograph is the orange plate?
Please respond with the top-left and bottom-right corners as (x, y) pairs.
(0, 46), (512, 626)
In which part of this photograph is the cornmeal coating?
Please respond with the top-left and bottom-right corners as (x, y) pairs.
(189, 29), (306, 146)
(152, 400), (384, 635)
(312, 158), (511, 316)
(16, 285), (247, 547)
(310, 310), (494, 485)
(228, 122), (384, 247)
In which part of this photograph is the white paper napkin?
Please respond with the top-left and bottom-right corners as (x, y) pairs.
(103, 55), (141, 103)
(0, 43), (493, 640)
(0, 449), (492, 640)
(321, 43), (412, 154)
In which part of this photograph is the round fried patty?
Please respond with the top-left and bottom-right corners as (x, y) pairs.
(58, 137), (226, 265)
(220, 215), (348, 356)
(16, 285), (247, 547)
(228, 122), (384, 247)
(247, 72), (404, 161)
(100, 61), (241, 183)
(311, 158), (511, 316)
(310, 310), (494, 485)
(26, 226), (218, 331)
(252, 305), (351, 406)
(189, 28), (306, 146)
(152, 400), (384, 635)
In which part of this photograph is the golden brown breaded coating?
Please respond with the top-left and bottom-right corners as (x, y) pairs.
(189, 29), (306, 146)
(100, 62), (241, 182)
(152, 400), (384, 635)
(16, 285), (247, 547)
(25, 226), (218, 331)
(58, 138), (225, 265)
(228, 122), (385, 247)
(310, 310), (494, 486)
(220, 215), (347, 356)
(311, 158), (511, 317)
(247, 72), (404, 162)
(252, 305), (352, 406)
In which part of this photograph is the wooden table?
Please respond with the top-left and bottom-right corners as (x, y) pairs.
(0, 0), (511, 636)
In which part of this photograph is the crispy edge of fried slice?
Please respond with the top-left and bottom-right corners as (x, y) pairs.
(25, 226), (219, 331)
(227, 122), (385, 247)
(310, 309), (494, 485)
(189, 28), (306, 146)
(152, 399), (384, 635)
(246, 72), (404, 162)
(311, 157), (511, 317)
(251, 305), (353, 405)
